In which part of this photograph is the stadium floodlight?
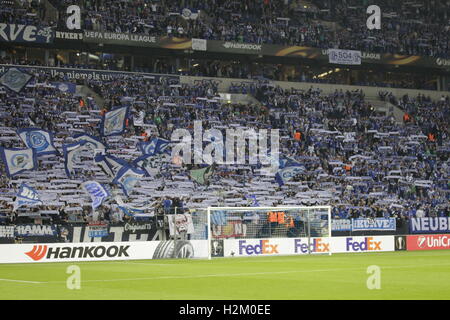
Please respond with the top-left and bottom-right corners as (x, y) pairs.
(206, 206), (332, 259)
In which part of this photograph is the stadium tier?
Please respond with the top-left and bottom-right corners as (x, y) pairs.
(0, 1), (448, 253)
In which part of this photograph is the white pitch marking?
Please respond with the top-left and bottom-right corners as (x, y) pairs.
(0, 278), (44, 284)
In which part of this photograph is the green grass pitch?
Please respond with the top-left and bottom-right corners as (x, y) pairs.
(0, 250), (449, 300)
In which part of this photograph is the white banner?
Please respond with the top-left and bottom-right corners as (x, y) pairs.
(223, 237), (330, 257)
(192, 38), (207, 51)
(328, 49), (362, 65)
(222, 236), (395, 257)
(331, 236), (394, 253)
(0, 240), (209, 263)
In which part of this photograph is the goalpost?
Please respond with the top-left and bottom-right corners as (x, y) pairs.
(206, 206), (332, 259)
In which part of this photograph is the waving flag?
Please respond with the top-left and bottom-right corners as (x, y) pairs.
(132, 154), (162, 177)
(73, 133), (107, 151)
(51, 82), (76, 93)
(63, 141), (87, 178)
(113, 166), (146, 197)
(115, 196), (151, 217)
(82, 181), (110, 210)
(0, 68), (33, 93)
(275, 165), (306, 186)
(245, 194), (260, 207)
(190, 165), (214, 185)
(0, 147), (37, 178)
(101, 106), (129, 136)
(94, 152), (128, 178)
(13, 183), (43, 211)
(181, 8), (199, 20)
(138, 137), (170, 156)
(17, 128), (57, 156)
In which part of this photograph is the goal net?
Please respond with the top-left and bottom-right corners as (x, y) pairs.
(207, 206), (332, 258)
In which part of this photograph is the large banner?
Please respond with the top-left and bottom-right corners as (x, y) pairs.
(0, 240), (209, 263)
(221, 236), (395, 257)
(0, 24), (54, 44)
(409, 217), (450, 234)
(407, 234), (450, 251)
(63, 222), (163, 243)
(0, 65), (180, 83)
(83, 32), (192, 50)
(205, 40), (447, 70)
(332, 218), (396, 232)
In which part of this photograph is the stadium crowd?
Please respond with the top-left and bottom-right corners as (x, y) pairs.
(1, 0), (449, 58)
(0, 66), (448, 227)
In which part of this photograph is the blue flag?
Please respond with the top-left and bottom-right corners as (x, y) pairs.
(115, 196), (148, 217)
(63, 141), (87, 178)
(94, 152), (128, 178)
(82, 181), (110, 210)
(0, 147), (37, 178)
(0, 68), (33, 93)
(245, 194), (260, 207)
(13, 183), (43, 211)
(138, 137), (170, 156)
(52, 82), (76, 93)
(73, 133), (107, 151)
(275, 165), (306, 186)
(112, 165), (146, 197)
(101, 106), (129, 136)
(17, 128), (57, 156)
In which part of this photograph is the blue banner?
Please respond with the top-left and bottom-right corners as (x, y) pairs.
(409, 217), (450, 234)
(15, 224), (58, 237)
(0, 24), (54, 44)
(351, 218), (396, 231)
(332, 219), (352, 231)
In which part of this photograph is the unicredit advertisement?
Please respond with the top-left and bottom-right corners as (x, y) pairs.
(0, 240), (209, 263)
(407, 234), (450, 251)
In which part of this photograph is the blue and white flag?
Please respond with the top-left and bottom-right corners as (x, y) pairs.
(13, 183), (43, 211)
(63, 141), (87, 178)
(0, 147), (37, 178)
(275, 165), (306, 186)
(82, 181), (110, 210)
(73, 133), (107, 151)
(115, 196), (147, 217)
(51, 82), (76, 93)
(17, 128), (57, 156)
(101, 106), (129, 136)
(138, 137), (170, 156)
(0, 68), (33, 93)
(245, 194), (260, 207)
(94, 152), (128, 178)
(132, 154), (161, 177)
(112, 166), (146, 197)
(181, 8), (199, 20)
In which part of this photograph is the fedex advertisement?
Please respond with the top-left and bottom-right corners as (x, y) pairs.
(223, 237), (331, 257)
(332, 236), (394, 253)
(407, 234), (450, 251)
